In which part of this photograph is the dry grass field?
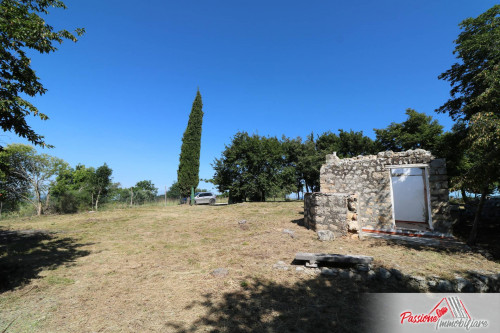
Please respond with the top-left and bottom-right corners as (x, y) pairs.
(1, 202), (499, 332)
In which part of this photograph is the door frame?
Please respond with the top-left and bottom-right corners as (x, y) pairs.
(386, 164), (433, 230)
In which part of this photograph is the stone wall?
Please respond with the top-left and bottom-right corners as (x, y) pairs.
(304, 193), (350, 238)
(304, 149), (451, 236)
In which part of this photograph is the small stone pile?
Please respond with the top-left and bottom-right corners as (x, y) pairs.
(272, 259), (498, 292)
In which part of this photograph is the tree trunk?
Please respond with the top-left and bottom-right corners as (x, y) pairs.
(467, 187), (488, 246)
(0, 201), (3, 218)
(37, 201), (43, 216)
(35, 187), (43, 216)
(130, 188), (134, 206)
(44, 190), (51, 212)
(95, 190), (101, 211)
(461, 187), (469, 204)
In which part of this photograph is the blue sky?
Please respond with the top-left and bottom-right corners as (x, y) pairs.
(4, 0), (497, 192)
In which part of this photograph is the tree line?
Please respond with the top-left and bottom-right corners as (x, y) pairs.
(211, 109), (447, 203)
(0, 144), (160, 217)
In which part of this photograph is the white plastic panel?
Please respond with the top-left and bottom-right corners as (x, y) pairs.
(391, 168), (427, 223)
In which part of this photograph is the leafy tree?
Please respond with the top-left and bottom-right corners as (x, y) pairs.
(108, 183), (130, 203)
(316, 130), (377, 158)
(50, 163), (113, 212)
(299, 133), (323, 193)
(213, 130), (379, 201)
(0, 150), (26, 215)
(282, 136), (307, 197)
(212, 132), (292, 203)
(0, 0), (84, 147)
(374, 109), (444, 153)
(459, 112), (499, 244)
(166, 181), (181, 199)
(315, 131), (340, 155)
(131, 180), (158, 204)
(177, 90), (204, 197)
(336, 129), (378, 157)
(284, 133), (324, 193)
(434, 121), (470, 202)
(437, 5), (500, 245)
(436, 5), (500, 121)
(50, 165), (80, 213)
(91, 164), (112, 210)
(309, 130), (377, 191)
(0, 143), (67, 215)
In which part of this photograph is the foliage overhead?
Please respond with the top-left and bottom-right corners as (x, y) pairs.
(0, 0), (85, 147)
(436, 5), (500, 245)
(436, 5), (500, 121)
(177, 90), (204, 197)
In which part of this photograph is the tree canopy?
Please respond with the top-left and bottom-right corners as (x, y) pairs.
(0, 0), (84, 147)
(212, 132), (295, 203)
(0, 143), (67, 215)
(374, 109), (444, 153)
(132, 180), (158, 204)
(437, 5), (500, 245)
(212, 130), (378, 202)
(50, 163), (113, 213)
(177, 90), (204, 197)
(436, 5), (500, 121)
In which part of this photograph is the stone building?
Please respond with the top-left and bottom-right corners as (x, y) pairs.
(304, 149), (452, 241)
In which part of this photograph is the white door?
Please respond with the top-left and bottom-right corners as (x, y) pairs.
(390, 168), (428, 223)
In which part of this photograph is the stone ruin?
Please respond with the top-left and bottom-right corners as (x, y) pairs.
(304, 149), (451, 240)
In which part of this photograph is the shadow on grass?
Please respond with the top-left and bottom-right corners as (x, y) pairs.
(0, 228), (91, 291)
(366, 238), (468, 254)
(290, 218), (305, 227)
(453, 219), (500, 260)
(167, 274), (418, 333)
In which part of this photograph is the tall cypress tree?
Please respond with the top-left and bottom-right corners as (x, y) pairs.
(177, 90), (204, 197)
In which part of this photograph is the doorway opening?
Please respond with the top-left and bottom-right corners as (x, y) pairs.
(389, 166), (432, 231)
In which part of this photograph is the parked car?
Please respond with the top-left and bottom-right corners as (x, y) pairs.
(194, 192), (216, 205)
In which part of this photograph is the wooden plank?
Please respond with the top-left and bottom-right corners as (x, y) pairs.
(295, 252), (373, 264)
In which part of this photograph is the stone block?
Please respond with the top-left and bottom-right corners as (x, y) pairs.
(347, 220), (359, 232)
(317, 230), (335, 241)
(378, 268), (391, 280)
